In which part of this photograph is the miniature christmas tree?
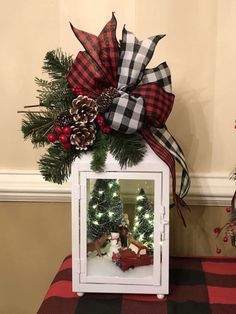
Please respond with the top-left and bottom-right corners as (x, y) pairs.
(133, 188), (154, 251)
(87, 179), (123, 240)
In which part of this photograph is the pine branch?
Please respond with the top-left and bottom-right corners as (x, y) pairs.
(108, 131), (147, 168)
(35, 77), (74, 111)
(90, 130), (109, 172)
(42, 49), (73, 80)
(21, 112), (56, 147)
(38, 143), (81, 184)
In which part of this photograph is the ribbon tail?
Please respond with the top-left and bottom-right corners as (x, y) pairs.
(140, 127), (187, 226)
(150, 126), (191, 199)
(174, 195), (188, 227)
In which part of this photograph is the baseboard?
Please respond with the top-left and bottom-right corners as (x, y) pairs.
(177, 173), (235, 206)
(0, 170), (71, 202)
(0, 170), (234, 206)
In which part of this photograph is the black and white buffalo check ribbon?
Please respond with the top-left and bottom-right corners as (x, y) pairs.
(118, 28), (165, 90)
(105, 91), (145, 133)
(150, 126), (191, 199)
(138, 62), (172, 93)
(105, 27), (171, 133)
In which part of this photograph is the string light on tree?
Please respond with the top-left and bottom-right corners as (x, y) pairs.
(87, 179), (123, 240)
(133, 188), (154, 252)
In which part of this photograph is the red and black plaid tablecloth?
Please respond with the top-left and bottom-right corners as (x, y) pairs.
(38, 255), (236, 314)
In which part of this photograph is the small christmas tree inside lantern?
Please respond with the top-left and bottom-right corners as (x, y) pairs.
(133, 188), (154, 252)
(87, 179), (123, 240)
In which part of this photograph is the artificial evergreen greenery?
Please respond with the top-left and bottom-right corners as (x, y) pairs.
(35, 49), (74, 111)
(133, 188), (154, 251)
(19, 49), (147, 184)
(38, 142), (80, 184)
(42, 49), (74, 80)
(90, 130), (109, 172)
(21, 111), (55, 147)
(108, 132), (146, 169)
(87, 179), (123, 240)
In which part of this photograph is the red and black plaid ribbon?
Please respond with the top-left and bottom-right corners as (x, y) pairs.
(67, 13), (119, 97)
(131, 83), (175, 128)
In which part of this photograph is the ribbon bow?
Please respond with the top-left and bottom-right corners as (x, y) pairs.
(67, 14), (190, 225)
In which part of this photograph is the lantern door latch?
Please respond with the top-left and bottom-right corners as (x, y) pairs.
(159, 206), (169, 239)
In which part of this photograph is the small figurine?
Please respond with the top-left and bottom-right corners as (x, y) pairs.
(87, 234), (110, 257)
(119, 224), (129, 248)
(121, 213), (130, 227)
(109, 231), (120, 256)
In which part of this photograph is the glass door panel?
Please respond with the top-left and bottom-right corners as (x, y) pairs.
(80, 172), (162, 286)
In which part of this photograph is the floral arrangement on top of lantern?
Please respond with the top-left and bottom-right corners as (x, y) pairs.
(18, 14), (191, 223)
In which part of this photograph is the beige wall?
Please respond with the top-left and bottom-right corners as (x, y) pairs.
(1, 0), (235, 173)
(0, 202), (71, 314)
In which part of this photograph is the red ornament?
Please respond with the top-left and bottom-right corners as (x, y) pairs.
(216, 247), (222, 254)
(62, 126), (72, 135)
(213, 227), (221, 234)
(63, 142), (71, 149)
(59, 134), (68, 144)
(47, 133), (57, 143)
(225, 207), (232, 213)
(223, 235), (228, 242)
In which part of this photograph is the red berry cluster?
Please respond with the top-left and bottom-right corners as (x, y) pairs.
(72, 86), (84, 95)
(213, 206), (232, 254)
(47, 126), (72, 149)
(96, 114), (111, 134)
(72, 86), (92, 98)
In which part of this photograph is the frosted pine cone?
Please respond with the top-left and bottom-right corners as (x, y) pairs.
(96, 87), (119, 112)
(70, 95), (97, 124)
(70, 123), (96, 150)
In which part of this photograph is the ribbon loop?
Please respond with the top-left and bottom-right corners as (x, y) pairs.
(67, 14), (119, 95)
(139, 62), (173, 93)
(131, 83), (174, 128)
(117, 27), (165, 90)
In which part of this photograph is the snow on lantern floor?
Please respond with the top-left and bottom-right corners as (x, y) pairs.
(87, 252), (153, 279)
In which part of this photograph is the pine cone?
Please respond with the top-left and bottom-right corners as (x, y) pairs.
(70, 95), (97, 124)
(96, 87), (119, 112)
(56, 111), (73, 127)
(70, 123), (96, 150)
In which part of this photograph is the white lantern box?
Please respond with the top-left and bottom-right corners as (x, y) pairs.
(71, 146), (169, 299)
